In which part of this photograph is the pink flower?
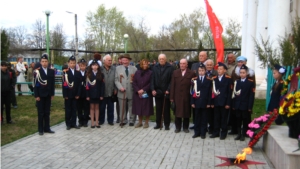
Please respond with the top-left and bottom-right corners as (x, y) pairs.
(260, 116), (269, 122)
(255, 117), (262, 122)
(248, 121), (260, 129)
(247, 130), (254, 138)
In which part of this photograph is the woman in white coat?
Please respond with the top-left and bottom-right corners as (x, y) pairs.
(16, 56), (26, 96)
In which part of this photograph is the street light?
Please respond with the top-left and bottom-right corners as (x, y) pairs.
(124, 34), (129, 53)
(66, 11), (78, 60)
(44, 10), (51, 61)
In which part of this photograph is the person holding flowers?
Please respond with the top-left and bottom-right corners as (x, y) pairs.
(267, 64), (286, 125)
(232, 64), (255, 141)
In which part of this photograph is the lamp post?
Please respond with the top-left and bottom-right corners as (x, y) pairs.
(66, 11), (78, 60)
(124, 34), (129, 53)
(45, 10), (51, 61)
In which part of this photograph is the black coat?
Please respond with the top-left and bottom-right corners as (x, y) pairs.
(62, 68), (81, 98)
(233, 78), (255, 111)
(212, 75), (233, 107)
(267, 80), (283, 112)
(86, 73), (105, 99)
(1, 70), (14, 92)
(34, 67), (55, 97)
(150, 62), (174, 97)
(190, 75), (212, 108)
(79, 71), (87, 98)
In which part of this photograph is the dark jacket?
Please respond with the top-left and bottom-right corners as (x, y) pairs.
(267, 80), (283, 112)
(79, 70), (87, 98)
(62, 68), (81, 98)
(1, 70), (14, 92)
(150, 62), (174, 97)
(190, 75), (212, 108)
(212, 74), (233, 107)
(233, 78), (255, 111)
(33, 67), (55, 97)
(8, 68), (16, 86)
(86, 73), (105, 99)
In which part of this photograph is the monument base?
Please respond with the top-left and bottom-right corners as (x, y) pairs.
(263, 125), (300, 169)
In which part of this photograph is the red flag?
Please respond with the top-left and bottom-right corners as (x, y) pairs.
(204, 0), (224, 66)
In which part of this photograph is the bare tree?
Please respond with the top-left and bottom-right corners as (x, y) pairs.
(50, 23), (67, 58)
(28, 19), (46, 52)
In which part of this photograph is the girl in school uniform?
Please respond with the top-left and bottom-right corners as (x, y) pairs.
(267, 64), (286, 125)
(86, 60), (105, 128)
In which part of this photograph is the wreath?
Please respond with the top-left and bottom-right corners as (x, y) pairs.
(279, 72), (300, 117)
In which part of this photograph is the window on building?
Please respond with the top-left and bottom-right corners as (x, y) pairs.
(290, 0), (293, 12)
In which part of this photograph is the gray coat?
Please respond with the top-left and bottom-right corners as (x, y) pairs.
(101, 65), (116, 97)
(115, 65), (137, 99)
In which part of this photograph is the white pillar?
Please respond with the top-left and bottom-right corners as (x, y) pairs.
(255, 0), (268, 88)
(267, 0), (291, 49)
(241, 0), (248, 56)
(245, 0), (257, 70)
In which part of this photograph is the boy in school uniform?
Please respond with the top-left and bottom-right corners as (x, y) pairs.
(62, 56), (81, 130)
(210, 62), (233, 140)
(191, 63), (212, 139)
(33, 54), (55, 135)
(232, 64), (255, 141)
(77, 59), (89, 127)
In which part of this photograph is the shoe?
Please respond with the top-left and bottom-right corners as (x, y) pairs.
(83, 124), (88, 127)
(66, 126), (71, 130)
(153, 126), (160, 129)
(209, 134), (219, 138)
(192, 135), (199, 138)
(7, 121), (14, 124)
(240, 135), (245, 141)
(45, 130), (55, 134)
(165, 126), (170, 130)
(116, 119), (120, 123)
(39, 132), (44, 135)
(174, 129), (180, 133)
(96, 125), (101, 128)
(135, 123), (143, 128)
(183, 129), (189, 133)
(119, 123), (127, 126)
(72, 125), (80, 129)
(143, 123), (149, 128)
(99, 122), (104, 125)
(108, 122), (114, 126)
(129, 123), (134, 126)
(189, 126), (195, 129)
(91, 126), (95, 128)
(201, 136), (206, 139)
(234, 135), (241, 140)
(228, 131), (238, 135)
(220, 136), (226, 140)
(78, 124), (83, 127)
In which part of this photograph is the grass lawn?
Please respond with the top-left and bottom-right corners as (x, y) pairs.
(1, 96), (65, 146)
(1, 97), (267, 146)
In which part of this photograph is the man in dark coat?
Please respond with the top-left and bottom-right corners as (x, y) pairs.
(151, 54), (174, 130)
(170, 58), (196, 133)
(1, 61), (14, 124)
(34, 54), (55, 135)
(62, 56), (81, 130)
(7, 63), (17, 108)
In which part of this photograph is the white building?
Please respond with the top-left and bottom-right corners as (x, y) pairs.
(242, 0), (300, 90)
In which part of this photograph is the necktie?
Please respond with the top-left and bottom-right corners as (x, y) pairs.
(125, 67), (129, 76)
(200, 77), (202, 83)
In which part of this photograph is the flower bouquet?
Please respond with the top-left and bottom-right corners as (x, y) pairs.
(247, 109), (278, 148)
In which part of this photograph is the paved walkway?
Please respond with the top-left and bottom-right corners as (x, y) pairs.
(2, 120), (275, 169)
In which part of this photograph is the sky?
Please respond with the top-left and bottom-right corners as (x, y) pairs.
(0, 0), (243, 39)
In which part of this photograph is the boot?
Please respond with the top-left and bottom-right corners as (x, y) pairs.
(240, 131), (245, 141)
(234, 129), (241, 140)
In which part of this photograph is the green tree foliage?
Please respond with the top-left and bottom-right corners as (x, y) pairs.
(1, 29), (10, 61)
(86, 4), (126, 51)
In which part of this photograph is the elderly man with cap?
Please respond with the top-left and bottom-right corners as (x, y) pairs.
(33, 54), (55, 135)
(115, 54), (137, 126)
(228, 56), (256, 135)
(62, 55), (81, 130)
(210, 62), (233, 140)
(1, 61), (14, 124)
(100, 54), (117, 126)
